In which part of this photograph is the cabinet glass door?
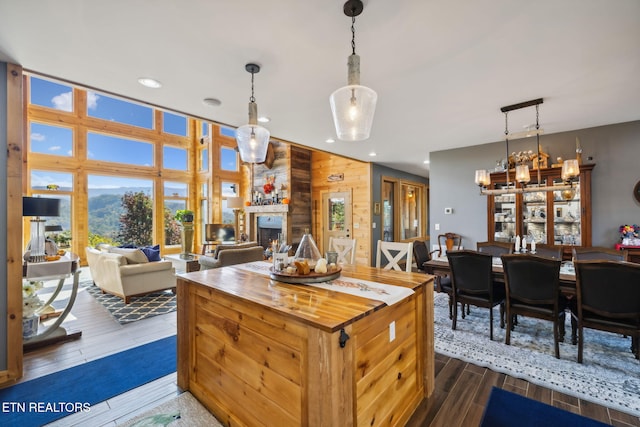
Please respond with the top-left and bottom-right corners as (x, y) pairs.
(493, 189), (516, 242)
(523, 187), (547, 244)
(552, 178), (581, 245)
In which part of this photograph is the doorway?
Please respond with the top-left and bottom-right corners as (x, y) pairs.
(322, 191), (352, 253)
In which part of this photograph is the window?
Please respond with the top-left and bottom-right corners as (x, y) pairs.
(221, 147), (238, 171)
(221, 182), (238, 224)
(163, 145), (188, 170)
(163, 111), (188, 136)
(29, 76), (74, 112)
(164, 182), (188, 246)
(200, 183), (209, 241)
(30, 122), (73, 157)
(87, 132), (153, 166)
(30, 170), (73, 237)
(200, 148), (209, 171)
(87, 175), (154, 246)
(220, 126), (236, 138)
(86, 91), (154, 129)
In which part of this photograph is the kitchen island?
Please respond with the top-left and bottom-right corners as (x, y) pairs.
(177, 262), (434, 426)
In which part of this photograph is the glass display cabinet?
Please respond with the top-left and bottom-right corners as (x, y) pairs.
(487, 164), (594, 249)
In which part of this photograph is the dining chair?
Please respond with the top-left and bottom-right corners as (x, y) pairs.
(414, 240), (459, 319)
(572, 246), (628, 261)
(531, 243), (562, 259)
(447, 250), (505, 340)
(376, 240), (413, 272)
(476, 241), (513, 257)
(572, 260), (640, 363)
(328, 237), (357, 265)
(501, 254), (565, 359)
(430, 232), (462, 258)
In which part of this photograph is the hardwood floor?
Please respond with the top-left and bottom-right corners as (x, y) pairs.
(17, 268), (640, 426)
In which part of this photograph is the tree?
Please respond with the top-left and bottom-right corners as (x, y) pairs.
(117, 191), (153, 246)
(164, 207), (181, 245)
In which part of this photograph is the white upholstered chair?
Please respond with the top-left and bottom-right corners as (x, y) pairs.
(376, 240), (413, 272)
(328, 237), (357, 265)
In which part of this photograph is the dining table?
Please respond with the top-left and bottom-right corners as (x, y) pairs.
(423, 255), (577, 296)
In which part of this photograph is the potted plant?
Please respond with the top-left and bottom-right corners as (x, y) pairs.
(174, 209), (194, 223)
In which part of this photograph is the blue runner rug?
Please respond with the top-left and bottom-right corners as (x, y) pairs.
(0, 335), (176, 427)
(480, 387), (610, 427)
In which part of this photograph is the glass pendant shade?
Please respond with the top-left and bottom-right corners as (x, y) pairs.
(236, 124), (270, 163)
(330, 84), (377, 141)
(474, 169), (491, 187)
(561, 159), (579, 181)
(515, 165), (530, 184)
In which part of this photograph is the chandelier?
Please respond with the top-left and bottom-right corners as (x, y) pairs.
(475, 98), (579, 196)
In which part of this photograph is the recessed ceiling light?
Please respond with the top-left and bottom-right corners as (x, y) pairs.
(369, 152), (377, 157)
(423, 160), (430, 164)
(257, 116), (270, 123)
(325, 138), (335, 143)
(202, 97), (222, 107)
(137, 77), (162, 88)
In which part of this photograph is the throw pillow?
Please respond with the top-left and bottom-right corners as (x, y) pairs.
(109, 247), (149, 264)
(140, 245), (161, 262)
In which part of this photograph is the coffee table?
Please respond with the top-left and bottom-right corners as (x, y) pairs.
(164, 253), (200, 273)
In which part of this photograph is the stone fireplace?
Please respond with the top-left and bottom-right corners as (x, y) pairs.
(244, 205), (290, 250)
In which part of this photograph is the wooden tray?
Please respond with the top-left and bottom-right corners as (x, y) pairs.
(270, 267), (341, 284)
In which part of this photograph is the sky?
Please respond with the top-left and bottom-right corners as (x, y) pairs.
(29, 76), (238, 189)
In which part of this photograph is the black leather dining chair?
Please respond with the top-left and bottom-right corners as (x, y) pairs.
(476, 241), (513, 256)
(572, 260), (640, 363)
(572, 246), (628, 261)
(414, 240), (460, 319)
(531, 243), (563, 259)
(501, 254), (565, 358)
(447, 250), (505, 340)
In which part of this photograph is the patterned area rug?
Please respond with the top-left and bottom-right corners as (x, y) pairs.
(433, 292), (640, 417)
(82, 281), (176, 324)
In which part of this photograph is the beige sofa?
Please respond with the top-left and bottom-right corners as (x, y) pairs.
(85, 246), (177, 303)
(198, 241), (264, 270)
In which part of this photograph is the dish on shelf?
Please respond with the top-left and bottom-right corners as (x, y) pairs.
(270, 267), (342, 284)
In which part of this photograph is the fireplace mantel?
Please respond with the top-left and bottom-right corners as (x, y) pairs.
(244, 204), (289, 214)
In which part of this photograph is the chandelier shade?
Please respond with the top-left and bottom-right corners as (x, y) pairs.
(330, 0), (377, 141)
(236, 63), (270, 163)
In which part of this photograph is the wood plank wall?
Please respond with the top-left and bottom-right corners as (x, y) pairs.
(289, 146), (312, 244)
(311, 152), (372, 265)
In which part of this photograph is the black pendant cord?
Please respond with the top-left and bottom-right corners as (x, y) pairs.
(249, 71), (255, 103)
(535, 104), (542, 184)
(504, 111), (510, 188)
(351, 15), (356, 55)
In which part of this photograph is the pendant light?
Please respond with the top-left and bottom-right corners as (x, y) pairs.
(330, 0), (377, 141)
(236, 63), (270, 163)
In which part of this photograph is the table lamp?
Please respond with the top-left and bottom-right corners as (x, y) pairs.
(23, 196), (60, 262)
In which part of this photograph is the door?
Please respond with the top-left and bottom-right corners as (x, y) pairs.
(322, 191), (352, 253)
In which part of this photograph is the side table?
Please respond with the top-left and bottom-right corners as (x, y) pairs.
(22, 253), (82, 351)
(615, 244), (640, 263)
(164, 253), (201, 273)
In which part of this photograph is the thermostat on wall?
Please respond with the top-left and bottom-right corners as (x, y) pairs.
(444, 207), (453, 214)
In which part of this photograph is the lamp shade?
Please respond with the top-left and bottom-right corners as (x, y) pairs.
(475, 170), (491, 187)
(236, 124), (270, 163)
(561, 159), (580, 181)
(515, 165), (531, 184)
(23, 196), (60, 217)
(330, 84), (377, 141)
(227, 197), (244, 210)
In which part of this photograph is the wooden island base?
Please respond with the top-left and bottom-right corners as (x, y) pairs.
(177, 263), (434, 426)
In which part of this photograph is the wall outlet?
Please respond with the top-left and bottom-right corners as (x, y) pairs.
(389, 321), (396, 342)
(354, 223), (359, 229)
(372, 222), (376, 228)
(435, 223), (440, 231)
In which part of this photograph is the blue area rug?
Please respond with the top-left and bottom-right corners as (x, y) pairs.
(0, 335), (176, 427)
(480, 387), (609, 426)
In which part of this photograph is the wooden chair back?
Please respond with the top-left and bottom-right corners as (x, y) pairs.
(328, 237), (357, 265)
(531, 243), (562, 259)
(376, 240), (413, 272)
(433, 232), (462, 257)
